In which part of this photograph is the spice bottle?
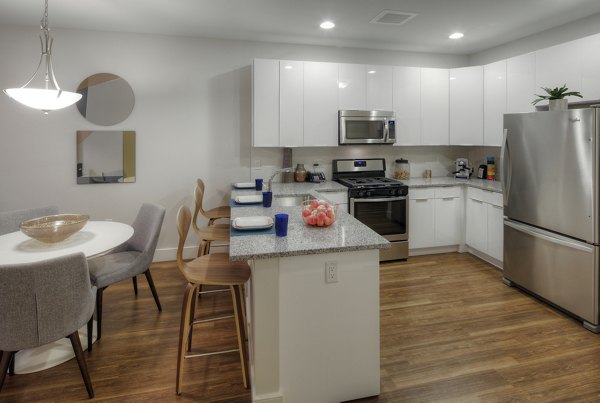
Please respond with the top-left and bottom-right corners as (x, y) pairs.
(294, 163), (307, 182)
(486, 156), (496, 181)
(394, 159), (410, 180)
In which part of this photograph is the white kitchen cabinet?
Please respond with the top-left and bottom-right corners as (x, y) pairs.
(253, 59), (279, 147)
(280, 60), (304, 147)
(580, 34), (600, 101)
(339, 63), (366, 110)
(393, 66), (421, 145)
(506, 52), (536, 113)
(409, 187), (462, 249)
(421, 68), (449, 145)
(466, 187), (503, 262)
(535, 40), (582, 105)
(449, 66), (483, 145)
(434, 187), (463, 246)
(484, 60), (507, 147)
(366, 65), (393, 111)
(487, 203), (504, 261)
(409, 189), (435, 249)
(304, 62), (339, 146)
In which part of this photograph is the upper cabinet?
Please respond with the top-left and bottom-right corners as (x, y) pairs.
(535, 40), (582, 104)
(449, 66), (483, 145)
(506, 52), (535, 113)
(339, 63), (366, 110)
(483, 60), (506, 147)
(366, 65), (393, 111)
(253, 59), (279, 147)
(421, 68), (449, 145)
(393, 66), (421, 146)
(580, 34), (600, 101)
(304, 61), (339, 146)
(280, 60), (304, 147)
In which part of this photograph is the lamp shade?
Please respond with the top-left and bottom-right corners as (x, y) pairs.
(4, 88), (82, 112)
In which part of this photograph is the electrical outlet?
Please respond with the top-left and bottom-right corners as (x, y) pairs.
(254, 159), (261, 169)
(325, 261), (338, 283)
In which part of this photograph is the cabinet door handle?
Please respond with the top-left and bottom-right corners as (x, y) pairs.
(471, 198), (484, 203)
(413, 198), (429, 201)
(442, 197), (456, 200)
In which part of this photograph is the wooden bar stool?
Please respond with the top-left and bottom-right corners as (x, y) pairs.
(194, 179), (230, 226)
(175, 206), (250, 395)
(193, 179), (231, 256)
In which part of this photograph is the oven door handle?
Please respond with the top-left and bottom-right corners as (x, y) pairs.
(350, 196), (407, 203)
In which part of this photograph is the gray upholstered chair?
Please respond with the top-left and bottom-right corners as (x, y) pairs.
(87, 203), (165, 341)
(0, 206), (59, 236)
(0, 253), (96, 398)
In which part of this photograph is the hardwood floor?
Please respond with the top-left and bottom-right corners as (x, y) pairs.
(3, 253), (600, 402)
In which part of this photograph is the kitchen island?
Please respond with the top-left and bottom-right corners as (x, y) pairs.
(230, 182), (388, 403)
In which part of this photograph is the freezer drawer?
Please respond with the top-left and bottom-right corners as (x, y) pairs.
(504, 219), (599, 324)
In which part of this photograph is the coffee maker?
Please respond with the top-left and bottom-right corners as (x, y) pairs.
(454, 158), (471, 179)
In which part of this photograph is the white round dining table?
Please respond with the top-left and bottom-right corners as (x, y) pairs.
(0, 220), (134, 374)
(0, 221), (134, 264)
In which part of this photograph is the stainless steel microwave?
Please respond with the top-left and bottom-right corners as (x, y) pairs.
(338, 110), (396, 145)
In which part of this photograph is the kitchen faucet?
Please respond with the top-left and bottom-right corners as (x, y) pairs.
(267, 167), (293, 191)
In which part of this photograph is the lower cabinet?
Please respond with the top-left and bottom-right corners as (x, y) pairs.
(466, 187), (503, 261)
(409, 187), (463, 249)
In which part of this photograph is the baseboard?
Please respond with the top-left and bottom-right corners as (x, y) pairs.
(153, 243), (230, 262)
(408, 245), (459, 257)
(466, 247), (503, 269)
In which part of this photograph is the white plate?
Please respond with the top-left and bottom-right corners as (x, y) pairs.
(232, 216), (274, 230)
(235, 195), (263, 204)
(233, 182), (256, 189)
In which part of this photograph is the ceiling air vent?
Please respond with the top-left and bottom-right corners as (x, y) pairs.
(370, 10), (418, 26)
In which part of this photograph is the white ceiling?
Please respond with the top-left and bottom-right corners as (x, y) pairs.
(1, 0), (600, 55)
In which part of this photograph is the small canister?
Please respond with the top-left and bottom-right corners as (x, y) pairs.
(394, 159), (410, 180)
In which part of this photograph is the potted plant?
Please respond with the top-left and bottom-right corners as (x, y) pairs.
(532, 84), (582, 111)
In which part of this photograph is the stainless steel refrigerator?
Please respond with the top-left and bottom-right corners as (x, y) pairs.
(502, 107), (600, 332)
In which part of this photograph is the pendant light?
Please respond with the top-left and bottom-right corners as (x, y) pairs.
(3, 0), (81, 114)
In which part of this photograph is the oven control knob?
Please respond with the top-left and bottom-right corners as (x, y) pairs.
(389, 189), (396, 196)
(358, 190), (366, 197)
(366, 191), (372, 197)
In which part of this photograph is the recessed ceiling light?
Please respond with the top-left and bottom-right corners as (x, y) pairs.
(367, 70), (376, 75)
(449, 32), (464, 40)
(320, 21), (335, 30)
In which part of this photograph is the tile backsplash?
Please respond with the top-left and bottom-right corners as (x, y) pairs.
(251, 145), (502, 182)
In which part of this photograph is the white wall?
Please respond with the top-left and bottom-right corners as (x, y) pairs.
(0, 25), (466, 260)
(469, 12), (600, 65)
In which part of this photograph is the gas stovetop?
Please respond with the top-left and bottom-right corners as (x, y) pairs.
(337, 176), (404, 189)
(332, 158), (409, 198)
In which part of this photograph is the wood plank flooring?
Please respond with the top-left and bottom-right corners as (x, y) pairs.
(3, 253), (600, 402)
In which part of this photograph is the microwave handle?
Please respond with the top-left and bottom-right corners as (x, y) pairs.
(383, 120), (389, 141)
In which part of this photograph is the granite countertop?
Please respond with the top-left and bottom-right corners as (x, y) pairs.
(228, 181), (388, 261)
(403, 177), (502, 193)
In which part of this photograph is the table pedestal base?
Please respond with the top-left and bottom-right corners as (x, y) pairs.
(14, 321), (97, 374)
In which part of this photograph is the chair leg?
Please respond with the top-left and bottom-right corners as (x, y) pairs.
(144, 269), (162, 311)
(176, 283), (197, 395)
(132, 276), (138, 295)
(187, 286), (198, 352)
(68, 331), (94, 399)
(87, 316), (93, 353)
(96, 288), (104, 341)
(8, 351), (15, 375)
(231, 285), (250, 389)
(0, 351), (15, 393)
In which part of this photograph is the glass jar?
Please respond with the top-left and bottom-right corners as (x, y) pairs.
(294, 163), (307, 182)
(394, 159), (410, 180)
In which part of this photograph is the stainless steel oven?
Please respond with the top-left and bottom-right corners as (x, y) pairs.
(333, 158), (409, 261)
(350, 195), (408, 261)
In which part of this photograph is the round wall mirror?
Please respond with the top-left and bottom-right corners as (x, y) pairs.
(76, 73), (134, 126)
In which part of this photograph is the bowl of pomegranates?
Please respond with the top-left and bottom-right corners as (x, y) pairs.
(301, 199), (337, 227)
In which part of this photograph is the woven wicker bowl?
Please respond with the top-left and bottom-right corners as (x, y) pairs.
(20, 214), (90, 243)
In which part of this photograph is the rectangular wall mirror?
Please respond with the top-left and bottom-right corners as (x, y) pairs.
(76, 130), (136, 184)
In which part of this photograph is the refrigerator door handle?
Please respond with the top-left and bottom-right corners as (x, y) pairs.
(500, 128), (511, 206)
(504, 220), (594, 253)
